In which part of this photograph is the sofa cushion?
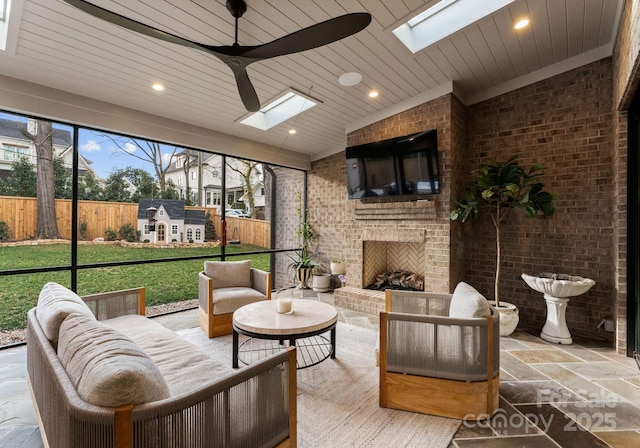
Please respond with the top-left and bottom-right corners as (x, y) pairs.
(204, 260), (251, 289)
(57, 313), (171, 407)
(36, 282), (96, 345)
(449, 282), (491, 318)
(106, 314), (230, 396)
(212, 287), (268, 315)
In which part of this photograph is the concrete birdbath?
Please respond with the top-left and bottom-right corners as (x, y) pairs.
(521, 273), (596, 344)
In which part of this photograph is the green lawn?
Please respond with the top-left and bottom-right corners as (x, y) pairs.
(0, 243), (270, 330)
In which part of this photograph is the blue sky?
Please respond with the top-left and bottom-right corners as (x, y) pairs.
(1, 111), (177, 180)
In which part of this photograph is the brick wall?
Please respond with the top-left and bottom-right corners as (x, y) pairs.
(464, 59), (615, 341)
(307, 60), (619, 344)
(611, 0), (640, 354)
(302, 5), (640, 349)
(307, 94), (465, 296)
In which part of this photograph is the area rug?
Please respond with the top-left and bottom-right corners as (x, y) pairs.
(178, 322), (460, 448)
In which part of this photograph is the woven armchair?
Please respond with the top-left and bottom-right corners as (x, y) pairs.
(198, 260), (271, 338)
(379, 285), (500, 420)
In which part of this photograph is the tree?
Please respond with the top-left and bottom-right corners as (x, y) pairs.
(30, 120), (60, 239)
(125, 167), (155, 202)
(53, 156), (72, 199)
(103, 169), (132, 202)
(204, 211), (217, 241)
(180, 150), (197, 206)
(100, 134), (178, 195)
(227, 159), (259, 217)
(78, 170), (104, 201)
(0, 156), (37, 197)
(160, 179), (180, 200)
(450, 156), (556, 307)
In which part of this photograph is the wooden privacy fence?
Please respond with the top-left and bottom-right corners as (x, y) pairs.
(0, 196), (270, 248)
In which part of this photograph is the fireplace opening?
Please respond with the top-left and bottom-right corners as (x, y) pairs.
(366, 269), (424, 291)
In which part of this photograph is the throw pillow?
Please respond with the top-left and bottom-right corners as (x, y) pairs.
(36, 282), (96, 345)
(57, 313), (171, 407)
(204, 260), (252, 289)
(449, 282), (491, 318)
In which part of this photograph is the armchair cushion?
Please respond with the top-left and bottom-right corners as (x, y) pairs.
(212, 287), (268, 315)
(57, 313), (170, 407)
(36, 282), (96, 345)
(449, 282), (491, 319)
(204, 260), (251, 289)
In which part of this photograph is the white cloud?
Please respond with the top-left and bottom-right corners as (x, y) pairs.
(162, 152), (174, 166)
(123, 142), (137, 154)
(80, 140), (101, 152)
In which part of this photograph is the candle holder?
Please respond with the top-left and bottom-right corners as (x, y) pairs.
(275, 290), (293, 314)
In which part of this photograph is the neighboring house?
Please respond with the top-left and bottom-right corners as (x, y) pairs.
(165, 152), (264, 214)
(0, 117), (95, 182)
(137, 199), (206, 244)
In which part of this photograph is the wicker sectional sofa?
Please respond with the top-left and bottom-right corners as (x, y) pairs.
(27, 282), (296, 448)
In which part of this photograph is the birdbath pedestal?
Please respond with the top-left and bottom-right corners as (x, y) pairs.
(521, 273), (596, 345)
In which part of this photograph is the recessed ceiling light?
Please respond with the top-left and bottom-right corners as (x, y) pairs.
(368, 90), (379, 98)
(152, 83), (165, 91)
(288, 129), (296, 134)
(514, 18), (530, 30)
(338, 72), (363, 86)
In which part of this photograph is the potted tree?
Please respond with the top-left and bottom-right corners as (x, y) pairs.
(287, 192), (317, 288)
(450, 156), (556, 336)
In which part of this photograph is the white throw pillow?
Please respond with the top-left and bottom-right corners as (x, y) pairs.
(36, 282), (96, 345)
(449, 282), (491, 318)
(204, 260), (252, 289)
(57, 313), (171, 407)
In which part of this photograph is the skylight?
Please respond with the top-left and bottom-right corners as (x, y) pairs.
(393, 0), (516, 53)
(0, 0), (9, 52)
(239, 89), (318, 131)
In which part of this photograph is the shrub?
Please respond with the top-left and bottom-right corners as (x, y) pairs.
(104, 227), (117, 241)
(118, 223), (137, 242)
(79, 220), (88, 241)
(205, 212), (217, 241)
(0, 221), (12, 242)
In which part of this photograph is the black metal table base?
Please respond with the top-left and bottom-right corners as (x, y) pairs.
(232, 323), (336, 369)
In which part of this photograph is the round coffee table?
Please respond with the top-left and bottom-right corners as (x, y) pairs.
(232, 299), (337, 369)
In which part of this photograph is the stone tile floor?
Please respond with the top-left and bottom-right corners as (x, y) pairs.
(1, 290), (639, 447)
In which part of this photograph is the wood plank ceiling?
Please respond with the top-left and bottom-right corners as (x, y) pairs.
(0, 0), (623, 161)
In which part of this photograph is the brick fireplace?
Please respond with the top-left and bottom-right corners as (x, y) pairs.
(303, 93), (466, 317)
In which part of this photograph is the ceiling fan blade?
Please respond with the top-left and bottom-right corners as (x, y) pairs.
(62, 0), (204, 52)
(240, 12), (371, 60)
(230, 66), (261, 112)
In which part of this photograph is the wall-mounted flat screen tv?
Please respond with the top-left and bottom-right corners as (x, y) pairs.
(346, 129), (439, 199)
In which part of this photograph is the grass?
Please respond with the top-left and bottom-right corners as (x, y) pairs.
(0, 243), (270, 331)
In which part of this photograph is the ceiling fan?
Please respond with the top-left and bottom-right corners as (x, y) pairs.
(62, 0), (372, 112)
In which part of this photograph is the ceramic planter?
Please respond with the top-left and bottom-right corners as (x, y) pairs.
(493, 301), (519, 336)
(330, 261), (345, 275)
(295, 267), (313, 289)
(312, 274), (331, 292)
